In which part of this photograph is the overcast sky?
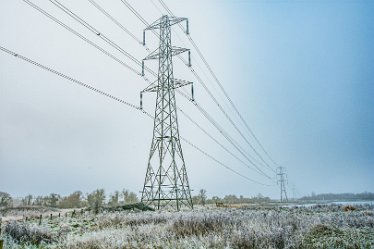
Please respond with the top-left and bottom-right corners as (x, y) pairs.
(1, 0), (373, 199)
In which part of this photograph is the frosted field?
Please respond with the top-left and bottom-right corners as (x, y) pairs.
(1, 204), (374, 249)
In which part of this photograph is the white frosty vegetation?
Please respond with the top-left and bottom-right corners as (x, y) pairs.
(1, 204), (373, 248)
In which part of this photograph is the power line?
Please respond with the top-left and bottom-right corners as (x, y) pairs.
(87, 0), (143, 45)
(178, 108), (273, 180)
(84, 0), (268, 177)
(87, 0), (151, 54)
(50, 0), (268, 176)
(49, 0), (157, 77)
(119, 0), (159, 39)
(190, 65), (276, 173)
(158, 0), (278, 171)
(120, 0), (274, 173)
(0, 46), (139, 110)
(22, 0), (141, 76)
(0, 45), (271, 186)
(22, 0), (271, 180)
(181, 137), (272, 186)
(147, 2), (258, 165)
(176, 86), (273, 179)
(119, 0), (151, 28)
(23, 0), (274, 180)
(83, 0), (272, 178)
(192, 100), (273, 180)
(124, 0), (276, 173)
(149, 0), (165, 16)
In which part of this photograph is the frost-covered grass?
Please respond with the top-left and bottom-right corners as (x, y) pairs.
(3, 222), (54, 245)
(1, 204), (373, 248)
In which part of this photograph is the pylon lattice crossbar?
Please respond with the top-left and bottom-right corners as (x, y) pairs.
(142, 79), (192, 93)
(145, 47), (189, 60)
(140, 15), (193, 211)
(145, 16), (188, 31)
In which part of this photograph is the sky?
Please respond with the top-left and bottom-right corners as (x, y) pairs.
(0, 0), (373, 200)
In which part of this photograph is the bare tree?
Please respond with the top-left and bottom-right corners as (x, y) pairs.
(198, 189), (207, 206)
(59, 191), (83, 208)
(33, 196), (44, 206)
(22, 194), (33, 206)
(122, 189), (138, 204)
(87, 189), (105, 214)
(47, 193), (60, 207)
(0, 191), (12, 208)
(108, 190), (120, 207)
(223, 194), (239, 204)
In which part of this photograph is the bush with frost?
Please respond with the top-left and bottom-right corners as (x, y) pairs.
(4, 221), (54, 245)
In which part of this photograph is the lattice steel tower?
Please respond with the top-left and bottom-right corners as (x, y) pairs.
(140, 15), (193, 210)
(277, 166), (288, 202)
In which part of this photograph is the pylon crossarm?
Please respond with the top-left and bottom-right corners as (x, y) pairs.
(143, 48), (160, 61)
(144, 47), (189, 60)
(174, 79), (192, 89)
(142, 80), (158, 92)
(168, 17), (188, 28)
(145, 16), (188, 31)
(142, 79), (191, 93)
(170, 47), (189, 57)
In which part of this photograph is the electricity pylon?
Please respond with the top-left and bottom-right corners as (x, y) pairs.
(277, 166), (288, 202)
(140, 15), (193, 210)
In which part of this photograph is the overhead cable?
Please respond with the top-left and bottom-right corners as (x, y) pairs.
(158, 0), (278, 171)
(0, 45), (271, 186)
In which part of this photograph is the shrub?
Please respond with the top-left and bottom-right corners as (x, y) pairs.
(171, 213), (230, 237)
(0, 191), (12, 208)
(4, 221), (54, 245)
(343, 205), (356, 212)
(95, 212), (167, 229)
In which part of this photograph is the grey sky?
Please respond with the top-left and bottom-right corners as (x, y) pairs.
(1, 0), (373, 199)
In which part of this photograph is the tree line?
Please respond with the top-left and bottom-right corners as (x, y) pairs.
(300, 192), (374, 201)
(1, 189), (273, 210)
(192, 190), (271, 206)
(0, 189), (138, 211)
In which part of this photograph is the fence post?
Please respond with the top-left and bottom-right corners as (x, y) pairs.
(0, 239), (3, 249)
(50, 214), (52, 220)
(39, 214), (42, 225)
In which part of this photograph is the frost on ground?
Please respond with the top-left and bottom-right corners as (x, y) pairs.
(1, 204), (373, 249)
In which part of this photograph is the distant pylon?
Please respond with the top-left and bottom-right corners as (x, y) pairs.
(140, 15), (193, 210)
(277, 166), (288, 202)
